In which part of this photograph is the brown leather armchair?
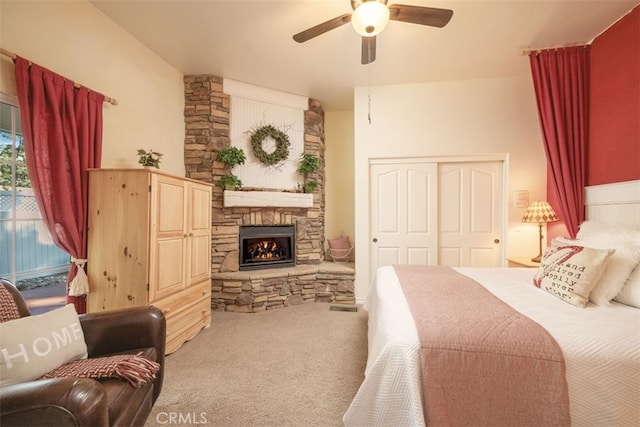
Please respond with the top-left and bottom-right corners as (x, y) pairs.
(0, 278), (166, 426)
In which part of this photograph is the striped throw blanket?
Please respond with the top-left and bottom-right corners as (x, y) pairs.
(39, 352), (160, 387)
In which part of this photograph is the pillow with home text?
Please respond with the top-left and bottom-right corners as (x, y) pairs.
(0, 304), (88, 386)
(533, 239), (614, 308)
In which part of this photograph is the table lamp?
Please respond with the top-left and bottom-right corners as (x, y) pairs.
(522, 201), (559, 263)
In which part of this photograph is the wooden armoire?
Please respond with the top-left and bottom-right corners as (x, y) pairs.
(86, 169), (212, 354)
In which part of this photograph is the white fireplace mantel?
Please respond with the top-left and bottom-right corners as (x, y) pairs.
(223, 190), (313, 208)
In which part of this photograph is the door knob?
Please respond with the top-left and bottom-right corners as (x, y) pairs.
(373, 238), (378, 243)
(494, 239), (500, 244)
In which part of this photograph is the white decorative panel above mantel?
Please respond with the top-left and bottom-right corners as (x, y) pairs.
(224, 78), (308, 192)
(224, 190), (313, 208)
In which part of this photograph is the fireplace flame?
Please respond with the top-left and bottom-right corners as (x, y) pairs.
(249, 239), (284, 261)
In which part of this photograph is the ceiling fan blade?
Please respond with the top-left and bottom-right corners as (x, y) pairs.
(293, 13), (352, 43)
(361, 36), (376, 65)
(388, 4), (453, 28)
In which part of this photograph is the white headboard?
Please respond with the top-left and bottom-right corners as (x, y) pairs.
(585, 180), (640, 227)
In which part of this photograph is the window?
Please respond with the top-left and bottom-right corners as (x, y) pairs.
(0, 94), (69, 283)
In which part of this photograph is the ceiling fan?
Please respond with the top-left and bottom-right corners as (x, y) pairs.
(293, 0), (453, 65)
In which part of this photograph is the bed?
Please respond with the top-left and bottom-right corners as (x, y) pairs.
(344, 180), (640, 426)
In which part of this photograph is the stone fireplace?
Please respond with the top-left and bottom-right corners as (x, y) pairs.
(183, 75), (354, 312)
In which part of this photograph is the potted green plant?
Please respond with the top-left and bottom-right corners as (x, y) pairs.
(297, 153), (319, 193)
(297, 180), (318, 194)
(216, 146), (245, 191)
(216, 146), (246, 167)
(218, 173), (242, 190)
(137, 148), (163, 168)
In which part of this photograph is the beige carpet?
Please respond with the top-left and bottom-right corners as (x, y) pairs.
(144, 302), (368, 427)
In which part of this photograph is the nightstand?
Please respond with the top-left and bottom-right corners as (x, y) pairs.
(507, 258), (540, 268)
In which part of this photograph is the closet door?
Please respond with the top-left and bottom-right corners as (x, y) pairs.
(369, 162), (438, 281)
(438, 161), (504, 267)
(369, 158), (505, 278)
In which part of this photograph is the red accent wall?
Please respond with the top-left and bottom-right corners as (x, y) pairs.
(548, 6), (639, 239)
(587, 6), (640, 185)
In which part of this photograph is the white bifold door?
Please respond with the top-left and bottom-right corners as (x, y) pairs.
(370, 158), (505, 280)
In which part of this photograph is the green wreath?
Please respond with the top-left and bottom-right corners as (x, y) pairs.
(250, 124), (291, 166)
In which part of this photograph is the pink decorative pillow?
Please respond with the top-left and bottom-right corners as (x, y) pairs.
(533, 239), (614, 308)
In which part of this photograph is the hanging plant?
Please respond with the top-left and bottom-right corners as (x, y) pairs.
(216, 146), (246, 167)
(297, 153), (319, 193)
(297, 180), (318, 194)
(218, 174), (243, 190)
(250, 124), (290, 166)
(297, 153), (319, 175)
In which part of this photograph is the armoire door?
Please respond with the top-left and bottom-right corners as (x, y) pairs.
(186, 182), (212, 287)
(369, 162), (438, 282)
(369, 158), (505, 278)
(150, 174), (187, 301)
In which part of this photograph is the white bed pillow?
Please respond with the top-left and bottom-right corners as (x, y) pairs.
(0, 304), (88, 386)
(615, 265), (640, 308)
(534, 239), (614, 308)
(576, 221), (640, 305)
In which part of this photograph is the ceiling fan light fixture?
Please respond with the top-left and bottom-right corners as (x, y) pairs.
(351, 1), (390, 37)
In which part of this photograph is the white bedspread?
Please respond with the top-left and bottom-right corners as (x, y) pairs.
(343, 266), (640, 427)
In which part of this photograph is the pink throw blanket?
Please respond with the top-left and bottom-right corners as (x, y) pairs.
(393, 265), (570, 427)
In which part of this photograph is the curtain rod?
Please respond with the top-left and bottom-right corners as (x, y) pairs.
(0, 47), (118, 106)
(521, 43), (589, 56)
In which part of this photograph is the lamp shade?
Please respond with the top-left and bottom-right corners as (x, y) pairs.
(351, 1), (390, 37)
(522, 201), (559, 224)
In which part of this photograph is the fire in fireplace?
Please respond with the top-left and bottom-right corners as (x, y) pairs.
(239, 225), (295, 271)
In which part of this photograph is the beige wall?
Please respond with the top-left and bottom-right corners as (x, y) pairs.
(325, 111), (355, 260)
(0, 0), (355, 269)
(0, 0), (185, 176)
(0, 1), (549, 301)
(353, 76), (548, 300)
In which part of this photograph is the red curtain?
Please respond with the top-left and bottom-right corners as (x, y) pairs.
(529, 47), (590, 238)
(14, 56), (104, 313)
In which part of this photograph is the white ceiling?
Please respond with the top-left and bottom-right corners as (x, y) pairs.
(89, 0), (638, 111)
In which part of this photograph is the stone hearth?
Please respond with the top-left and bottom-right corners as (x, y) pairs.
(211, 262), (355, 313)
